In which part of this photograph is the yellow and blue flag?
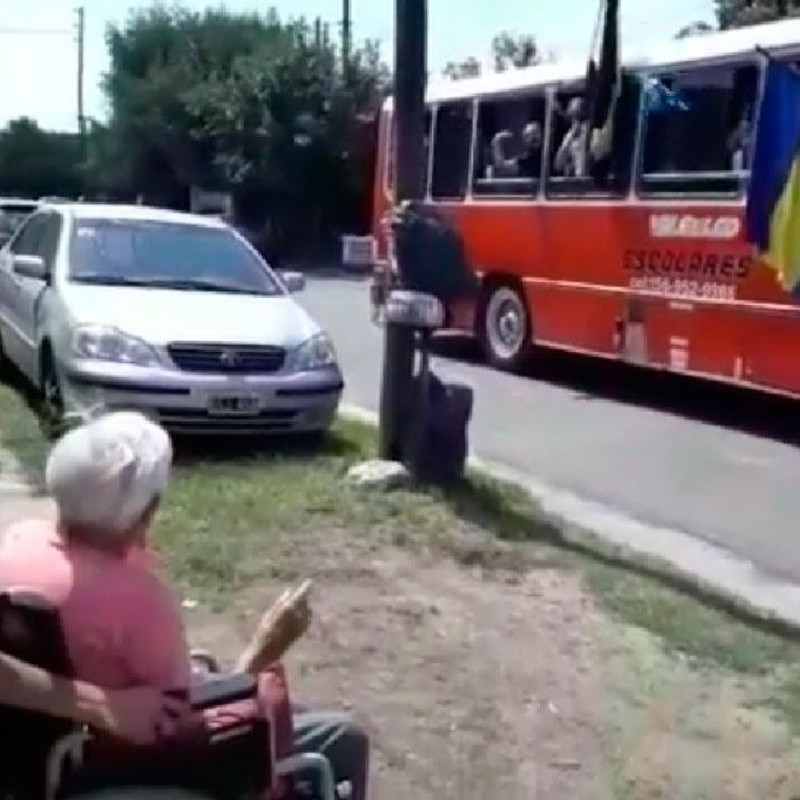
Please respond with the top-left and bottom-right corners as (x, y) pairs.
(746, 59), (800, 297)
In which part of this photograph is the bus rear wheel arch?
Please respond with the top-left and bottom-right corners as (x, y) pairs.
(479, 279), (533, 373)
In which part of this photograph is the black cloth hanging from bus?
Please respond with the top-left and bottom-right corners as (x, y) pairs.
(392, 201), (479, 303)
(585, 0), (621, 167)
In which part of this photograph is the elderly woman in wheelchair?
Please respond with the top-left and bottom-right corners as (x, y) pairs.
(0, 411), (369, 800)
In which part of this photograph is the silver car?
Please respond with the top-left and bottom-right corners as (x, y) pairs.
(0, 203), (344, 435)
(0, 198), (39, 249)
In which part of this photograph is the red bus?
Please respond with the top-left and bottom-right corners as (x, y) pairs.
(370, 19), (800, 397)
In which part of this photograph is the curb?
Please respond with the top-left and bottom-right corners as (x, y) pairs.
(339, 402), (800, 636)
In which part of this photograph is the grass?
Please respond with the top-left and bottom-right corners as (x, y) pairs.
(3, 371), (800, 733)
(446, 464), (800, 674)
(0, 372), (53, 487)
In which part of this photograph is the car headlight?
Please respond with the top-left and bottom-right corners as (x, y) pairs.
(293, 333), (337, 371)
(71, 325), (158, 367)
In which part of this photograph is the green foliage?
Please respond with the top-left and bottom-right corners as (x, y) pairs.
(0, 6), (389, 255)
(443, 33), (541, 81)
(96, 5), (389, 250)
(716, 0), (798, 28)
(491, 32), (541, 72)
(675, 20), (716, 37)
(0, 118), (83, 199)
(443, 56), (481, 81)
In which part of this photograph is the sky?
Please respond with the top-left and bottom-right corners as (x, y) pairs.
(0, 0), (715, 132)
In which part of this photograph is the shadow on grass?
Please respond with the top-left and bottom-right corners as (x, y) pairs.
(172, 423), (368, 468)
(339, 420), (787, 644)
(430, 465), (800, 678)
(436, 469), (800, 700)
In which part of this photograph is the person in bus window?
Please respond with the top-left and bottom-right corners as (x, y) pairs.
(517, 121), (544, 178)
(489, 129), (518, 178)
(727, 105), (753, 172)
(554, 97), (588, 177)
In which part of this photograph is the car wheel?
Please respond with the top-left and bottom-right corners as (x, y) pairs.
(40, 351), (64, 424)
(297, 430), (327, 449)
(0, 330), (9, 379)
(481, 283), (532, 372)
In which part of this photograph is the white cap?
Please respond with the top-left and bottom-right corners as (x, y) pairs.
(46, 411), (172, 537)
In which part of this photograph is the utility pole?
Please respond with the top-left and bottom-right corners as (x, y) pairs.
(75, 6), (86, 158)
(342, 0), (352, 79)
(378, 0), (427, 460)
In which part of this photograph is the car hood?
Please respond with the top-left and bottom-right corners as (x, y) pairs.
(60, 284), (321, 347)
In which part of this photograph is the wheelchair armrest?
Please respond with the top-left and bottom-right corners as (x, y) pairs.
(190, 672), (258, 710)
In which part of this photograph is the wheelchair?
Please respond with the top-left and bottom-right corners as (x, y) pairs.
(0, 589), (337, 800)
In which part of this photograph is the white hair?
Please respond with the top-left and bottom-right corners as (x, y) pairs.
(45, 411), (172, 538)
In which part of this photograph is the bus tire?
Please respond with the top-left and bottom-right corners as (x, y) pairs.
(480, 282), (532, 372)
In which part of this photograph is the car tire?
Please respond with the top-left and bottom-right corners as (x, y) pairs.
(297, 430), (326, 449)
(40, 349), (64, 425)
(480, 282), (532, 372)
(0, 330), (9, 379)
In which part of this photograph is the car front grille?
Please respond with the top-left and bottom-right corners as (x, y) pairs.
(167, 343), (286, 374)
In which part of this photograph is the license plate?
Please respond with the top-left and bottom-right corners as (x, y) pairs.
(207, 394), (260, 416)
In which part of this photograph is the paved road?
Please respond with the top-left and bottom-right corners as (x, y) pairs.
(300, 275), (800, 583)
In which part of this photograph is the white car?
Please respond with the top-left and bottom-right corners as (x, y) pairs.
(0, 203), (344, 435)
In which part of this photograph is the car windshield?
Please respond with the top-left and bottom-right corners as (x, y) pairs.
(68, 218), (280, 296)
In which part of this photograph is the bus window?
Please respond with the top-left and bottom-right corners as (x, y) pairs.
(639, 63), (758, 197)
(385, 110), (432, 199)
(547, 80), (639, 198)
(549, 91), (589, 183)
(473, 94), (546, 198)
(431, 101), (474, 201)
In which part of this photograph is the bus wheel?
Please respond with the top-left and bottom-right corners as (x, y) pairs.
(481, 283), (531, 372)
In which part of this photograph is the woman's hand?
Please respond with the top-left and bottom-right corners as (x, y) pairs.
(89, 685), (192, 745)
(236, 580), (313, 674)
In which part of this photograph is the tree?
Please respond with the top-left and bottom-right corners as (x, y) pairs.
(0, 118), (83, 198)
(98, 6), (389, 253)
(443, 56), (481, 80)
(491, 32), (540, 71)
(716, 0), (797, 29)
(443, 32), (541, 81)
(676, 20), (716, 37)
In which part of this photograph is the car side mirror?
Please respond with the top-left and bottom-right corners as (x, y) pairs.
(281, 271), (306, 294)
(12, 254), (48, 282)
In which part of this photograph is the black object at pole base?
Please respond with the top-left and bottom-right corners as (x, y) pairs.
(379, 323), (416, 461)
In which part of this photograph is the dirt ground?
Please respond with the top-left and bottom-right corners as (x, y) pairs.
(187, 532), (800, 800)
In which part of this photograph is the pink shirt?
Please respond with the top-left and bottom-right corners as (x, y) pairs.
(0, 519), (190, 692)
